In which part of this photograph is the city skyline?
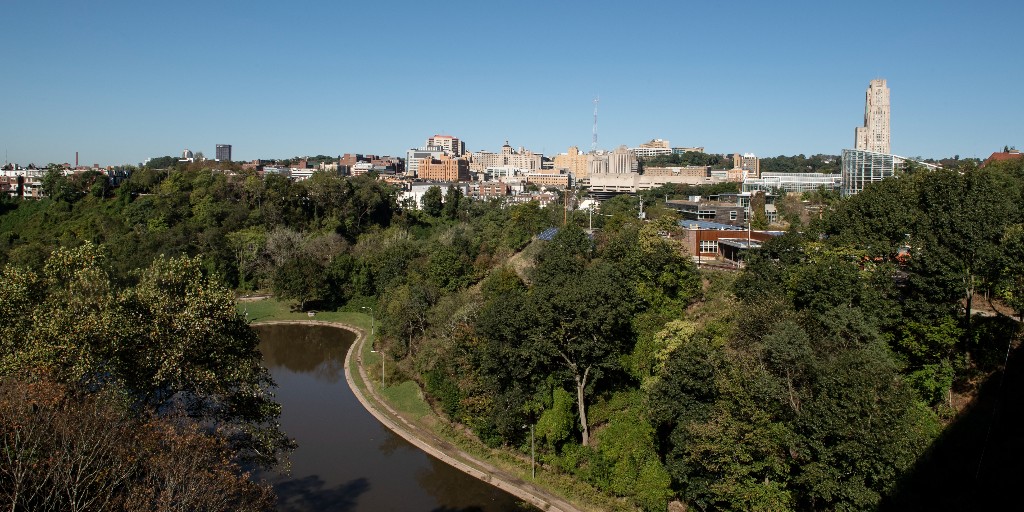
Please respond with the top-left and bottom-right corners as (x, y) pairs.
(3, 0), (1023, 165)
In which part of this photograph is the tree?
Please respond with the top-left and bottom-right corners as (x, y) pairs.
(531, 258), (636, 446)
(442, 186), (462, 220)
(911, 168), (1019, 337)
(0, 376), (275, 512)
(0, 245), (291, 467)
(998, 223), (1024, 318)
(791, 346), (939, 511)
(421, 186), (443, 217)
(272, 251), (328, 310)
(41, 168), (82, 203)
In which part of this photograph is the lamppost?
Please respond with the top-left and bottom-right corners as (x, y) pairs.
(362, 306), (383, 387)
(361, 306), (375, 338)
(531, 423), (535, 479)
(523, 423), (535, 479)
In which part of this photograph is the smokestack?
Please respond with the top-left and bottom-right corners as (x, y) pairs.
(76, 152), (79, 168)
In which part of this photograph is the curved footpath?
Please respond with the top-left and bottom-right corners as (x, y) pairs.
(255, 320), (584, 512)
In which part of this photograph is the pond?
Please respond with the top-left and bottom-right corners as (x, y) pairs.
(254, 323), (532, 511)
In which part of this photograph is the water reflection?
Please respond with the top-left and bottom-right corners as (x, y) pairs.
(272, 475), (368, 512)
(254, 323), (531, 512)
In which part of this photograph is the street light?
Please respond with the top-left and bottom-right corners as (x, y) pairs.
(523, 423), (535, 479)
(360, 306), (375, 338)
(530, 423), (535, 479)
(361, 306), (383, 387)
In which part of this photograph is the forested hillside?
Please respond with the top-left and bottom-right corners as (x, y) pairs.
(2, 158), (1023, 510)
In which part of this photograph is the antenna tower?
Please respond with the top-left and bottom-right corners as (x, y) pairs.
(591, 97), (599, 152)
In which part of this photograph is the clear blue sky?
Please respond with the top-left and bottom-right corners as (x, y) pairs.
(2, 0), (1021, 166)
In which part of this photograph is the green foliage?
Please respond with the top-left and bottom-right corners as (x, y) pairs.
(424, 368), (463, 418)
(422, 185), (443, 217)
(0, 377), (275, 512)
(642, 151), (728, 169)
(760, 154), (841, 174)
(272, 251), (328, 310)
(0, 245), (290, 467)
(144, 155), (180, 169)
(536, 387), (576, 449)
(589, 392), (672, 511)
(442, 185), (463, 219)
(791, 347), (939, 511)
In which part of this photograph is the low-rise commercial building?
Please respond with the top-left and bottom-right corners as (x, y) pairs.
(743, 172), (842, 194)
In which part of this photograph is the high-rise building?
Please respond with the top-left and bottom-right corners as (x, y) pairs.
(553, 146), (590, 179)
(216, 144), (232, 162)
(406, 147), (446, 177)
(608, 145), (639, 174)
(854, 79), (890, 154)
(426, 135), (465, 157)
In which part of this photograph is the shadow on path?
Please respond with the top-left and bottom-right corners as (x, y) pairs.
(882, 334), (1024, 510)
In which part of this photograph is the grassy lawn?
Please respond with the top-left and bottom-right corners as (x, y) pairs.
(240, 297), (432, 419)
(238, 298), (370, 327)
(381, 381), (431, 420)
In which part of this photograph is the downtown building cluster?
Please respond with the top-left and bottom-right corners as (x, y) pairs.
(9, 78), (1016, 206)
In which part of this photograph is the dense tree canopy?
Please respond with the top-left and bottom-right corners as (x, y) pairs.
(4, 155), (1024, 511)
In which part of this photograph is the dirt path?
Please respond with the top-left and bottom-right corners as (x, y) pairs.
(256, 320), (583, 512)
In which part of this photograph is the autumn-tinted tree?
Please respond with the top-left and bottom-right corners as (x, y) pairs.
(0, 376), (275, 512)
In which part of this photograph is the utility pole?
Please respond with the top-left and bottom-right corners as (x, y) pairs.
(697, 224), (702, 268)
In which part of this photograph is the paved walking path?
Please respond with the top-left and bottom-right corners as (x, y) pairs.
(256, 320), (584, 512)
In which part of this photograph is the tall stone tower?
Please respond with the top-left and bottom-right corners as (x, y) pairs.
(854, 79), (891, 154)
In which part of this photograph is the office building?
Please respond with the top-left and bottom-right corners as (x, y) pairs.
(608, 145), (639, 174)
(406, 147), (445, 177)
(644, 166), (709, 178)
(426, 135), (465, 156)
(631, 139), (673, 158)
(553, 146), (590, 178)
(854, 79), (891, 154)
(216, 144), (232, 162)
(417, 155), (470, 182)
(472, 142), (542, 172)
(732, 153), (760, 178)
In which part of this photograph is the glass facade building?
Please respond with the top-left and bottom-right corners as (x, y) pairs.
(742, 172), (842, 194)
(840, 149), (906, 196)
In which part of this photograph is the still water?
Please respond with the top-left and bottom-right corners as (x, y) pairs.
(254, 323), (532, 512)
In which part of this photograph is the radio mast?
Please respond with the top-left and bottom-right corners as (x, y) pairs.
(591, 96), (599, 152)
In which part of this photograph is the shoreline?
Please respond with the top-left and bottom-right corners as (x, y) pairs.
(252, 319), (583, 512)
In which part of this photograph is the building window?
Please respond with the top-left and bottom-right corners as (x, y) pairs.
(729, 211), (737, 221)
(699, 240), (718, 253)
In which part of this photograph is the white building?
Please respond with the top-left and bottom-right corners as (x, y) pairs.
(398, 182), (471, 210)
(631, 139), (673, 158)
(426, 135), (465, 157)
